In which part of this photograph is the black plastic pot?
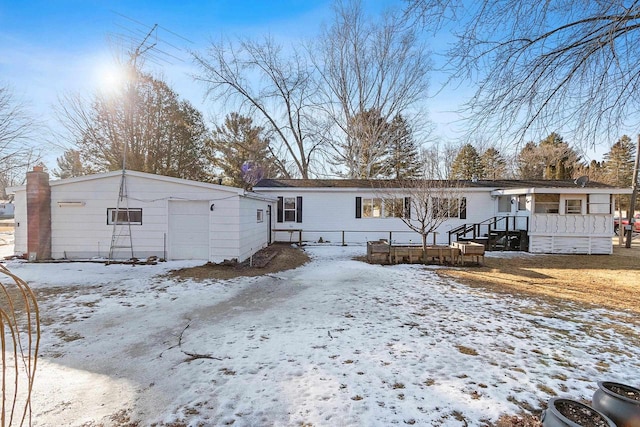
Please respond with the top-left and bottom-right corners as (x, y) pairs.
(541, 397), (616, 427)
(592, 381), (640, 427)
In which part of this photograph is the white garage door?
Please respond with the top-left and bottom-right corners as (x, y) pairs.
(168, 200), (209, 260)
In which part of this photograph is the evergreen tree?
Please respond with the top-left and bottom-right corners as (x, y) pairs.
(603, 135), (636, 216)
(208, 113), (278, 189)
(517, 141), (544, 179)
(479, 147), (507, 180)
(450, 144), (482, 180)
(516, 133), (581, 179)
(53, 149), (92, 179)
(603, 135), (635, 187)
(538, 133), (581, 179)
(381, 115), (422, 179)
(573, 159), (607, 184)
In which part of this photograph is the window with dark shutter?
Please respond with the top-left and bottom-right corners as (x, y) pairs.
(296, 196), (303, 223)
(460, 197), (467, 219)
(404, 197), (411, 219)
(355, 197), (362, 218)
(277, 197), (283, 223)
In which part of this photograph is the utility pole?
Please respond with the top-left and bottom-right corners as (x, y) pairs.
(625, 134), (640, 248)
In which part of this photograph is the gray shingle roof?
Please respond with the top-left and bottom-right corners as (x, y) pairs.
(254, 178), (616, 189)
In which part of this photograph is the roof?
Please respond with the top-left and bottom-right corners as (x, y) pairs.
(6, 169), (276, 201)
(254, 178), (620, 190)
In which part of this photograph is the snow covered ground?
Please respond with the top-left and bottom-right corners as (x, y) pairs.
(2, 244), (639, 426)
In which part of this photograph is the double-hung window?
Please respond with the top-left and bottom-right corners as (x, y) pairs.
(277, 196), (303, 223)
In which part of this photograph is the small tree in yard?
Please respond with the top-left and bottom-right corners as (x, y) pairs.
(379, 178), (463, 260)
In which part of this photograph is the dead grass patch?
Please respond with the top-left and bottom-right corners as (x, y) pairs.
(436, 239), (640, 315)
(169, 244), (309, 281)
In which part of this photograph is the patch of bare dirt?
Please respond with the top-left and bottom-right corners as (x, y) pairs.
(436, 239), (640, 314)
(169, 243), (310, 281)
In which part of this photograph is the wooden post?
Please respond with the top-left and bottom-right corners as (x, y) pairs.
(342, 230), (346, 246)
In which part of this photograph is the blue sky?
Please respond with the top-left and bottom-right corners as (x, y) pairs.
(4, 0), (441, 167)
(0, 1), (344, 164)
(0, 0), (607, 169)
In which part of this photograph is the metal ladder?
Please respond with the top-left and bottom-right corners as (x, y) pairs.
(108, 170), (134, 263)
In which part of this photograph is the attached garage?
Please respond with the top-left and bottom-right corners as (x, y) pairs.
(8, 168), (276, 263)
(168, 200), (210, 260)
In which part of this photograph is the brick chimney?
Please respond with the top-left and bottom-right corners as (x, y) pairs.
(26, 166), (51, 260)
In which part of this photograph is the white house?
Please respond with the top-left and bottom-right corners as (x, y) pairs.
(252, 178), (629, 255)
(8, 168), (276, 262)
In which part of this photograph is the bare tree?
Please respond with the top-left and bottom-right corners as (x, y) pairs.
(405, 0), (640, 148)
(193, 37), (322, 179)
(378, 176), (462, 252)
(315, 0), (431, 177)
(421, 141), (458, 179)
(0, 85), (40, 196)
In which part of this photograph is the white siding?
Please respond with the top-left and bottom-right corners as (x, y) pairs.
(12, 191), (26, 255)
(10, 171), (273, 262)
(529, 214), (613, 254)
(264, 188), (497, 245)
(168, 200), (209, 260)
(237, 198), (271, 262)
(210, 196), (241, 263)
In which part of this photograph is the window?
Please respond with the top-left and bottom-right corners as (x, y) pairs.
(107, 208), (142, 225)
(518, 195), (527, 211)
(356, 197), (411, 219)
(565, 199), (582, 214)
(498, 196), (511, 213)
(277, 196), (302, 223)
(362, 198), (383, 217)
(534, 194), (560, 213)
(384, 199), (404, 218)
(257, 209), (264, 222)
(432, 197), (466, 219)
(284, 197), (296, 221)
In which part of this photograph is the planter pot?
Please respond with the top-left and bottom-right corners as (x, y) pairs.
(592, 381), (640, 427)
(541, 398), (615, 427)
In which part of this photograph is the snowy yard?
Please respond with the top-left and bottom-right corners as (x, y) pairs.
(3, 245), (639, 426)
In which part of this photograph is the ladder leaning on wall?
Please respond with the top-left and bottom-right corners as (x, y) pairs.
(108, 170), (134, 263)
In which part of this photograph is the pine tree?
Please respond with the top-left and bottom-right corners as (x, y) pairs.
(538, 133), (581, 179)
(479, 147), (507, 180)
(53, 149), (92, 179)
(517, 141), (544, 179)
(517, 133), (581, 179)
(603, 135), (635, 187)
(450, 144), (482, 180)
(381, 115), (422, 179)
(208, 113), (278, 189)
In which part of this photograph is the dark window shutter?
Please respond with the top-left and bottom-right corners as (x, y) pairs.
(460, 197), (467, 219)
(404, 197), (411, 219)
(355, 197), (362, 218)
(277, 197), (283, 223)
(296, 196), (303, 223)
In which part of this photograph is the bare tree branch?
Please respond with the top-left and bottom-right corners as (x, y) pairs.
(405, 0), (640, 149)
